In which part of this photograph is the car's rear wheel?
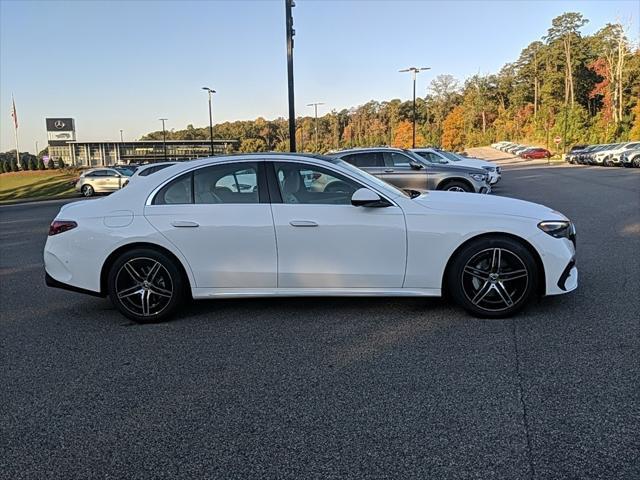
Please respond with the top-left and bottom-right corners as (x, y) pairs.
(447, 236), (538, 318)
(441, 180), (473, 193)
(107, 248), (184, 323)
(82, 184), (94, 197)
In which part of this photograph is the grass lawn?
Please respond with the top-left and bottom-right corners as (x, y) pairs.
(0, 170), (78, 203)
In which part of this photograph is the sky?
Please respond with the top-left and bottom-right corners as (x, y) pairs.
(0, 0), (638, 152)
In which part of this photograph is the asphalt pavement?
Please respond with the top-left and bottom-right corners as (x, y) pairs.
(1, 165), (639, 479)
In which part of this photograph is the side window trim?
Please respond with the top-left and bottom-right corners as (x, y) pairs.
(149, 160), (268, 206)
(265, 161), (283, 204)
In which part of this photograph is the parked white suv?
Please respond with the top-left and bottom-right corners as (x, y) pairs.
(602, 142), (640, 166)
(412, 148), (501, 185)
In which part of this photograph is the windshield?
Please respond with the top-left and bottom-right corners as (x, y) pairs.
(437, 150), (462, 162)
(329, 158), (410, 198)
(115, 167), (135, 176)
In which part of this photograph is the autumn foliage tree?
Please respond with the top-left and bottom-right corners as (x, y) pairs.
(441, 106), (466, 151)
(391, 121), (425, 148)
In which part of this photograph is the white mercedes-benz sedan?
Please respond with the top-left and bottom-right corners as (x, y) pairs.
(44, 153), (577, 323)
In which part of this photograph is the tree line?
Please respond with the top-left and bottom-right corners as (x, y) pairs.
(141, 12), (637, 153)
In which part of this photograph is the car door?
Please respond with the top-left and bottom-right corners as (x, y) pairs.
(144, 161), (277, 288)
(104, 169), (123, 191)
(380, 151), (433, 191)
(269, 161), (406, 288)
(88, 170), (111, 192)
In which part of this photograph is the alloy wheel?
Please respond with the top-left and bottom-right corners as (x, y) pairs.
(115, 257), (174, 317)
(447, 186), (466, 192)
(461, 247), (529, 312)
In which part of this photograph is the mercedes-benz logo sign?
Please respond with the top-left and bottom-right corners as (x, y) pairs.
(54, 120), (65, 129)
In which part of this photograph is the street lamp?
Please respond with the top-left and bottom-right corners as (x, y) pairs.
(202, 87), (216, 155)
(159, 118), (168, 161)
(399, 66), (430, 148)
(306, 102), (324, 150)
(119, 129), (124, 142)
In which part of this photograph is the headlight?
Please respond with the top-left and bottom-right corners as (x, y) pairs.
(538, 220), (575, 240)
(470, 173), (487, 182)
(482, 166), (496, 172)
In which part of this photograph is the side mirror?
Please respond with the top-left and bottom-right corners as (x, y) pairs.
(351, 188), (390, 207)
(409, 161), (424, 170)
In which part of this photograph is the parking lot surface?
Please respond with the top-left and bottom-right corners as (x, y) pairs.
(1, 165), (639, 479)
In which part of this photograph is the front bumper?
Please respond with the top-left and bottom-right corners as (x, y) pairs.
(556, 258), (577, 292)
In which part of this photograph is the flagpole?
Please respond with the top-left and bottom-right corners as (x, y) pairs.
(11, 95), (20, 168)
(14, 123), (20, 169)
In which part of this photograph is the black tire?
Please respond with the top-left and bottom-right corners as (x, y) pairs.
(441, 180), (473, 193)
(446, 236), (538, 318)
(107, 248), (185, 323)
(82, 184), (94, 197)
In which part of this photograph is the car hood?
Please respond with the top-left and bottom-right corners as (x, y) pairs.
(425, 163), (486, 174)
(414, 191), (567, 221)
(450, 158), (495, 169)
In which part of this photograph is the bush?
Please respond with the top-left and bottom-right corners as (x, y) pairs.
(47, 158), (55, 169)
(38, 158), (46, 170)
(0, 161), (5, 173)
(29, 158), (38, 171)
(22, 158), (29, 170)
(11, 159), (18, 172)
(57, 158), (66, 169)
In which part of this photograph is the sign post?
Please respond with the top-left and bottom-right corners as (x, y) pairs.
(553, 136), (562, 165)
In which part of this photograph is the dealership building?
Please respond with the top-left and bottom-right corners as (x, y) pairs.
(46, 118), (238, 167)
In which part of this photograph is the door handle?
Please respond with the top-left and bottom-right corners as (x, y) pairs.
(384, 169), (395, 173)
(171, 221), (199, 228)
(289, 220), (318, 227)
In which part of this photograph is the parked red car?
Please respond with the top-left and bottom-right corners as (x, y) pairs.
(520, 148), (551, 159)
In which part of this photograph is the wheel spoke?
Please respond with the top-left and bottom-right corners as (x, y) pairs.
(494, 282), (514, 307)
(500, 269), (528, 281)
(148, 285), (172, 298)
(490, 248), (501, 273)
(124, 262), (144, 283)
(464, 265), (490, 281)
(471, 281), (492, 305)
(141, 290), (151, 316)
(118, 285), (143, 299)
(147, 261), (161, 282)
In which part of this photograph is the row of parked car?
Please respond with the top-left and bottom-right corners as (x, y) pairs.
(564, 142), (640, 167)
(491, 142), (552, 159)
(74, 147), (503, 197)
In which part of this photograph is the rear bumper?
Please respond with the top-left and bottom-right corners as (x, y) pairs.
(45, 272), (105, 297)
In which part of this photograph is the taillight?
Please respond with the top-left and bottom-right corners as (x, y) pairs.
(49, 220), (77, 236)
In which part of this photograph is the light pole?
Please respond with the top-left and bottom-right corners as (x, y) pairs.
(119, 129), (124, 142)
(202, 87), (216, 155)
(285, 0), (296, 152)
(159, 118), (168, 161)
(306, 102), (324, 150)
(399, 66), (430, 148)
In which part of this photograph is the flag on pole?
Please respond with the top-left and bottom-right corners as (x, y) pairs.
(11, 95), (18, 129)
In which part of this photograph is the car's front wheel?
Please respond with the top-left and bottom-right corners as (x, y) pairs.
(107, 248), (185, 323)
(441, 180), (473, 193)
(447, 236), (538, 318)
(81, 184), (94, 197)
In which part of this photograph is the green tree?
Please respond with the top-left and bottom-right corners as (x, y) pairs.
(544, 12), (589, 107)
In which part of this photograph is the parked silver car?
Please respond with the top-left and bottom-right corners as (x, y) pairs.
(75, 167), (134, 197)
(330, 148), (491, 193)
